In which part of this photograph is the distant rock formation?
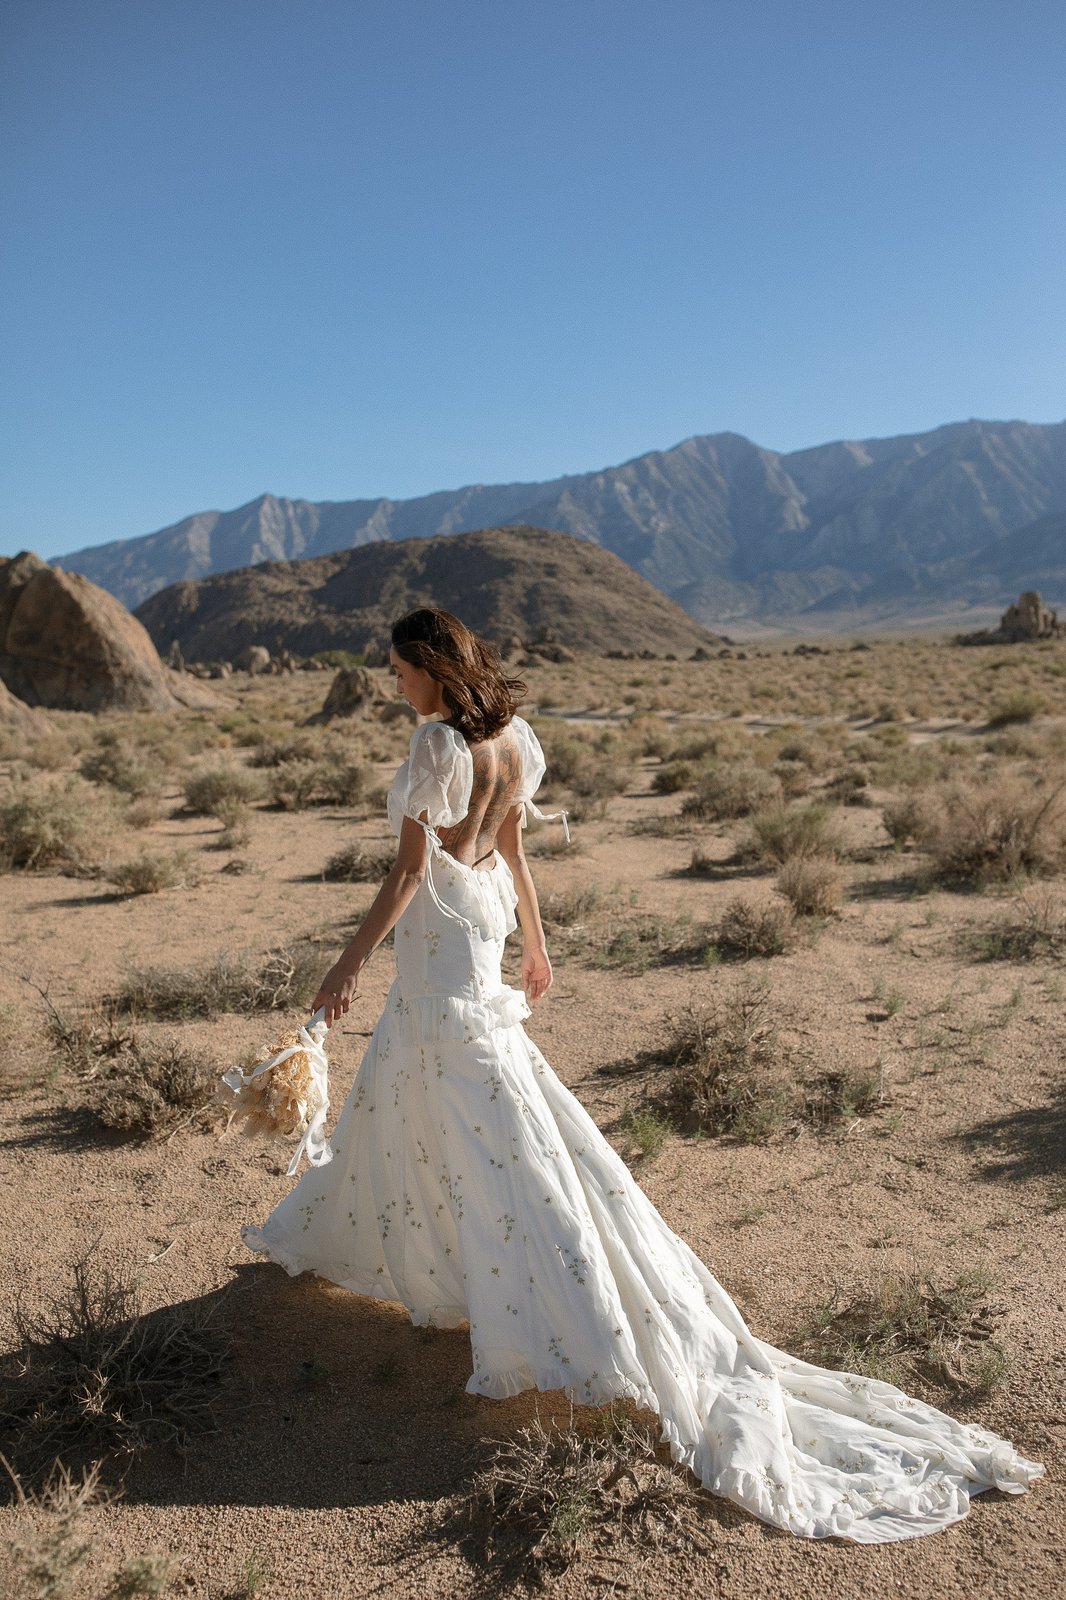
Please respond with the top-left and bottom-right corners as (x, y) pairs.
(133, 526), (720, 661)
(0, 551), (217, 712)
(956, 589), (1065, 646)
(316, 666), (383, 722)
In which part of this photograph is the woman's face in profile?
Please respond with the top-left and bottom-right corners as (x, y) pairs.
(389, 645), (444, 717)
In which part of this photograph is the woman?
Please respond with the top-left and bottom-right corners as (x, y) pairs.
(240, 607), (1042, 1543)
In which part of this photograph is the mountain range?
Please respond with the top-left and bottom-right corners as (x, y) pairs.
(52, 418), (1066, 630)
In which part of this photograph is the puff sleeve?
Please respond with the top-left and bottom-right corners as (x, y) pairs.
(509, 716), (570, 841)
(387, 721), (473, 836)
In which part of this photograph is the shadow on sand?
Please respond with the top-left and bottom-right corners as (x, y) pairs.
(951, 1078), (1066, 1185)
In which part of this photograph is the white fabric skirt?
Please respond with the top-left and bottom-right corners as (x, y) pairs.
(241, 849), (1043, 1542)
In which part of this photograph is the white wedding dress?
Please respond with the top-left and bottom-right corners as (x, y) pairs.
(240, 716), (1043, 1543)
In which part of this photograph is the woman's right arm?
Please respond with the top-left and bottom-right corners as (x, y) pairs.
(496, 804), (553, 1001)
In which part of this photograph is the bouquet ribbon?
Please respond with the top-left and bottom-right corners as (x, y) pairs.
(222, 1006), (333, 1176)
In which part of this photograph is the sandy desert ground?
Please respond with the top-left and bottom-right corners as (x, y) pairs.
(1, 638), (1063, 1600)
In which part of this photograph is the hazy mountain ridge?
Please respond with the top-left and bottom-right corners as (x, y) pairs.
(53, 419), (1066, 625)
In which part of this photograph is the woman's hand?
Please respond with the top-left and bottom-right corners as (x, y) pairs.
(522, 944), (553, 1003)
(312, 957), (361, 1028)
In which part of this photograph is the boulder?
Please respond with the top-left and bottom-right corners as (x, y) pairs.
(315, 665), (383, 721)
(0, 552), (217, 713)
(235, 644), (271, 675)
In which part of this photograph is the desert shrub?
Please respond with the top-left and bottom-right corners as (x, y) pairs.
(586, 913), (697, 972)
(881, 792), (927, 846)
(743, 802), (845, 865)
(665, 730), (728, 763)
(681, 763), (781, 821)
(663, 982), (793, 1141)
(248, 732), (319, 767)
(269, 760), (320, 810)
(651, 759), (698, 795)
(771, 759), (813, 799)
(79, 735), (160, 798)
(965, 888), (1066, 961)
(107, 849), (202, 896)
(792, 1264), (1008, 1394)
(322, 842), (394, 882)
(627, 715), (674, 760)
(183, 763), (263, 816)
(114, 942), (322, 1019)
(773, 737), (824, 771)
(2, 1244), (228, 1487)
(269, 755), (372, 810)
(212, 796), (252, 849)
(541, 882), (613, 928)
(775, 857), (843, 917)
(447, 1409), (703, 1580)
(824, 767), (870, 806)
(524, 826), (580, 857)
(313, 649), (367, 669)
(987, 689), (1046, 727)
(921, 775), (1066, 886)
(535, 727), (627, 801)
(124, 796), (162, 830)
(5, 1461), (97, 1591)
(91, 1039), (217, 1135)
(0, 776), (108, 873)
(714, 896), (795, 958)
(19, 729), (78, 772)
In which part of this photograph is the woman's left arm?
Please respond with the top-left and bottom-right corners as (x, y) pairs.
(312, 815), (430, 1026)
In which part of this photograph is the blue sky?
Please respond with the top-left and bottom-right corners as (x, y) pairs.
(2, 0), (1064, 560)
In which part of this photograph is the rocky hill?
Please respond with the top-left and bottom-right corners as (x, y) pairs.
(133, 526), (718, 661)
(53, 418), (1066, 629)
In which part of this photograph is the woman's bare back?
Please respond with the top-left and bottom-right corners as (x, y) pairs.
(436, 722), (523, 868)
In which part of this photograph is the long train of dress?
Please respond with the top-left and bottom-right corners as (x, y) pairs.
(240, 838), (1043, 1543)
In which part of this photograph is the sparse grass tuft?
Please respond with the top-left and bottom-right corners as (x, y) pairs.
(269, 755), (372, 810)
(321, 842), (394, 882)
(681, 763), (781, 821)
(775, 857), (843, 917)
(1, 1242), (228, 1488)
(714, 896), (795, 958)
(965, 888), (1066, 961)
(619, 1107), (672, 1163)
(78, 733), (162, 800)
(663, 982), (793, 1141)
(742, 801), (846, 866)
(987, 689), (1046, 727)
(183, 763), (263, 816)
(921, 775), (1066, 886)
(447, 1408), (705, 1580)
(113, 943), (322, 1019)
(3, 1457), (113, 1598)
(107, 849), (202, 897)
(0, 776), (109, 873)
(793, 1264), (1009, 1394)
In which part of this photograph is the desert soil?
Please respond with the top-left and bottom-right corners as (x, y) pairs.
(0, 658), (1062, 1600)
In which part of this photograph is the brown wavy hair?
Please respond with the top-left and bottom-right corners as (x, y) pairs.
(391, 608), (527, 741)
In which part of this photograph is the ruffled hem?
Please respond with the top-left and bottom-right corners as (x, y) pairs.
(387, 983), (532, 1044)
(467, 1360), (659, 1413)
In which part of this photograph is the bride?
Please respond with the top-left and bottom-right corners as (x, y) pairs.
(240, 606), (1042, 1543)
